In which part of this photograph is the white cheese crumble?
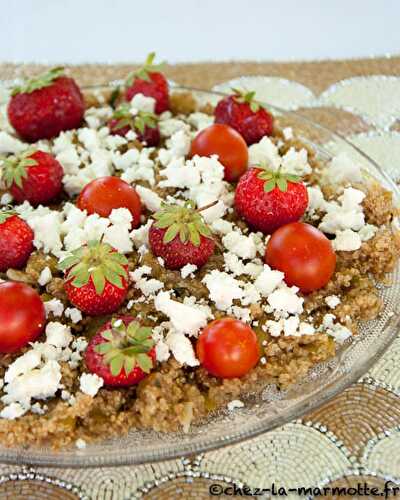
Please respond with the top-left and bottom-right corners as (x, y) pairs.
(180, 263), (197, 279)
(154, 291), (209, 336)
(135, 185), (162, 212)
(38, 267), (52, 286)
(202, 270), (244, 311)
(44, 298), (64, 318)
(79, 373), (104, 397)
(325, 295), (341, 309)
(222, 230), (257, 260)
(45, 322), (72, 348)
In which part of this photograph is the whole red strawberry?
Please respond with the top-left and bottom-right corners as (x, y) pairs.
(60, 241), (129, 316)
(214, 89), (273, 145)
(125, 53), (169, 114)
(149, 202), (215, 270)
(8, 67), (84, 142)
(1, 149), (64, 205)
(85, 315), (156, 387)
(0, 209), (34, 272)
(108, 103), (160, 146)
(235, 167), (308, 234)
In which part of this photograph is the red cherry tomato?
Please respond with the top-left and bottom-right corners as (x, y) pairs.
(196, 318), (260, 378)
(77, 176), (142, 228)
(190, 123), (248, 182)
(0, 282), (46, 353)
(265, 222), (336, 293)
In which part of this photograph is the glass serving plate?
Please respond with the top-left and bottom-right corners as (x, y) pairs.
(0, 85), (399, 468)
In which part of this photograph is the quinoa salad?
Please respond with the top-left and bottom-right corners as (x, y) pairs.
(0, 55), (398, 450)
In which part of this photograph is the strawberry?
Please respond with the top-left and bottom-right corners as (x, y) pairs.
(214, 89), (274, 145)
(0, 209), (34, 272)
(85, 316), (156, 387)
(235, 167), (308, 234)
(1, 149), (64, 206)
(59, 241), (129, 316)
(108, 103), (160, 146)
(125, 52), (169, 114)
(149, 202), (215, 270)
(8, 67), (84, 142)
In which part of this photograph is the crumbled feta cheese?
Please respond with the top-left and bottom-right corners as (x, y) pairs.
(187, 112), (214, 131)
(222, 231), (257, 259)
(267, 285), (304, 316)
(154, 291), (209, 336)
(180, 263), (197, 279)
(325, 295), (341, 309)
(79, 373), (104, 397)
(131, 219), (152, 248)
(359, 224), (377, 241)
(0, 402), (26, 420)
(64, 307), (83, 324)
(322, 314), (352, 343)
(211, 219), (234, 236)
(130, 93), (156, 113)
(38, 267), (52, 286)
(44, 298), (64, 317)
(2, 361), (62, 406)
(248, 137), (281, 170)
(165, 331), (199, 367)
(254, 265), (284, 296)
(135, 185), (162, 212)
(45, 322), (72, 348)
(202, 270), (244, 311)
(0, 131), (25, 154)
(4, 351), (41, 384)
(201, 200), (227, 224)
(333, 229), (362, 251)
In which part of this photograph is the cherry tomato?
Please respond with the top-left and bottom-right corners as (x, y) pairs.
(190, 123), (248, 182)
(77, 176), (142, 228)
(265, 222), (336, 293)
(0, 282), (46, 353)
(196, 318), (260, 378)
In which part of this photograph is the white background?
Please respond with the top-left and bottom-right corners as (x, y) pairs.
(0, 0), (399, 63)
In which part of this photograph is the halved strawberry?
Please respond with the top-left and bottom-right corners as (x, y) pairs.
(214, 88), (273, 145)
(8, 67), (84, 142)
(85, 316), (156, 387)
(59, 241), (129, 316)
(0, 208), (34, 272)
(149, 202), (215, 270)
(108, 103), (160, 146)
(125, 52), (169, 114)
(235, 167), (308, 234)
(1, 149), (64, 206)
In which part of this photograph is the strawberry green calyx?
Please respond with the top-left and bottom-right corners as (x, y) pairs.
(0, 207), (16, 224)
(111, 104), (157, 133)
(231, 87), (264, 113)
(11, 67), (65, 96)
(1, 149), (38, 189)
(94, 319), (155, 376)
(59, 241), (129, 295)
(257, 168), (301, 193)
(153, 201), (213, 247)
(126, 52), (165, 85)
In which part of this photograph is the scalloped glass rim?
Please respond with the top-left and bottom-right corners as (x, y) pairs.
(0, 84), (399, 469)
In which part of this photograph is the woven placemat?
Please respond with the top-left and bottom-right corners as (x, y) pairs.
(1, 55), (400, 91)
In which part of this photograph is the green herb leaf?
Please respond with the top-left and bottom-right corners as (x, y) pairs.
(11, 67), (65, 96)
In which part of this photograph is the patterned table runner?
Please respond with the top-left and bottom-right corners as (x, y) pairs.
(0, 56), (400, 499)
